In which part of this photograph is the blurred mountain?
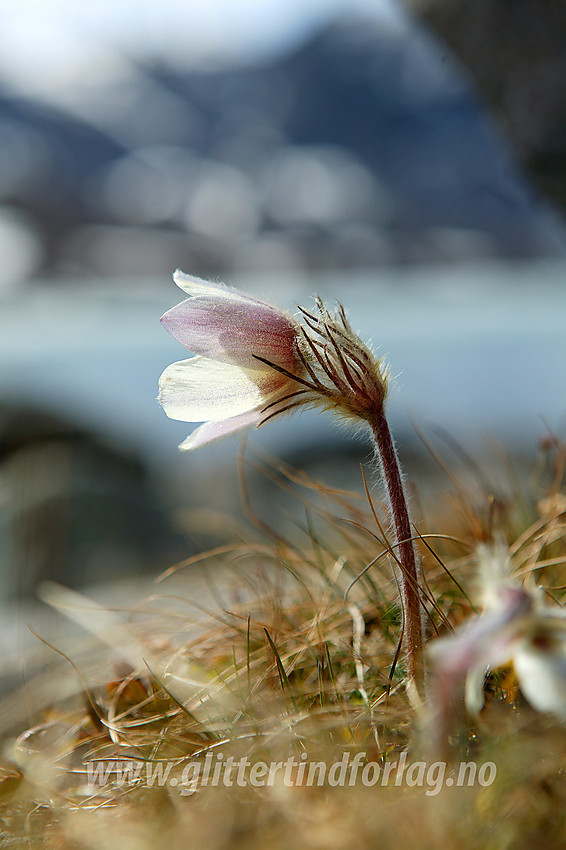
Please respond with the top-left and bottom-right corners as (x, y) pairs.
(0, 13), (565, 283)
(410, 0), (566, 216)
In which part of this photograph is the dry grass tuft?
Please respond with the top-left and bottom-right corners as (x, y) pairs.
(1, 439), (566, 848)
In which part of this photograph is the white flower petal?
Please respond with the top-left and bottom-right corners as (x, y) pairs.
(514, 644), (566, 719)
(179, 409), (261, 451)
(173, 270), (245, 301)
(465, 665), (488, 715)
(158, 356), (276, 422)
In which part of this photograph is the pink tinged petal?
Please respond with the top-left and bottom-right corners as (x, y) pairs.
(430, 587), (533, 678)
(429, 587), (532, 724)
(158, 356), (282, 422)
(179, 409), (261, 451)
(162, 271), (299, 370)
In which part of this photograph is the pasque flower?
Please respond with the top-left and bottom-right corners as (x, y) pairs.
(429, 543), (566, 745)
(160, 270), (424, 690)
(159, 271), (305, 450)
(159, 270), (391, 450)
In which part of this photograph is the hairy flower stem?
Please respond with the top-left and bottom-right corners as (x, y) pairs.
(371, 406), (425, 691)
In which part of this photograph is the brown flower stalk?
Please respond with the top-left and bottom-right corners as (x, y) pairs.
(255, 297), (425, 687)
